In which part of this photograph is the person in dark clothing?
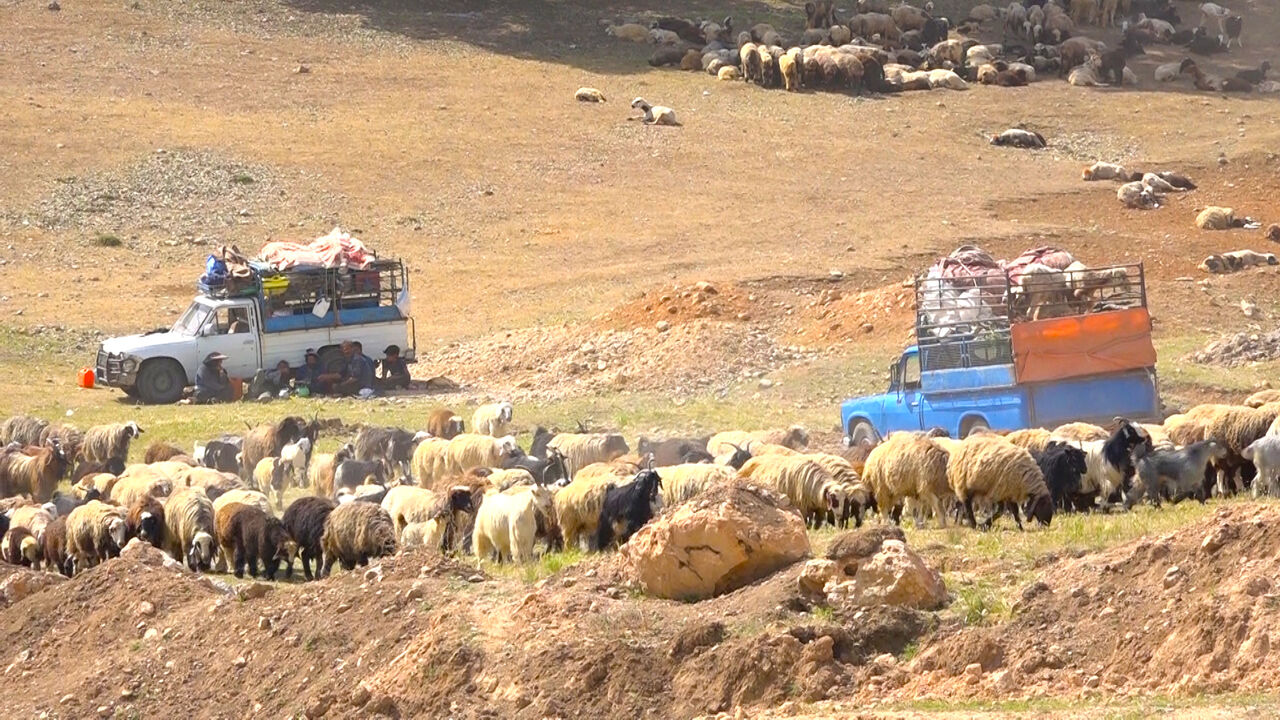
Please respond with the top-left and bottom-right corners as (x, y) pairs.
(194, 352), (233, 403)
(377, 344), (411, 391)
(266, 359), (294, 393)
(295, 349), (324, 395)
(321, 341), (374, 397)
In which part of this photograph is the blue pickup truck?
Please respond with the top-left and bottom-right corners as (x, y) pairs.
(840, 259), (1162, 446)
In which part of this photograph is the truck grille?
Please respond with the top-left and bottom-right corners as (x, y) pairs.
(96, 349), (125, 384)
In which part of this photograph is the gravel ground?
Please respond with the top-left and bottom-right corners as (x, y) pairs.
(1189, 328), (1280, 367)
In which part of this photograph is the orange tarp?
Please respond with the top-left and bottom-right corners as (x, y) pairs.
(1012, 307), (1156, 384)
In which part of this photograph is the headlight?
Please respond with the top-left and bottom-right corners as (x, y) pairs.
(122, 357), (138, 373)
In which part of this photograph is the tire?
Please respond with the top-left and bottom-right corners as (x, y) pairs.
(136, 358), (186, 405)
(961, 417), (990, 438)
(849, 420), (879, 450)
(122, 386), (140, 398)
(317, 347), (345, 375)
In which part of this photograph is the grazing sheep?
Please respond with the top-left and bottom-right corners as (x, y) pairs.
(0, 415), (48, 447)
(631, 97), (680, 126)
(595, 468), (662, 550)
(163, 488), (217, 571)
(41, 516), (70, 576)
(80, 421), (143, 466)
(575, 87), (606, 103)
(280, 496), (336, 581)
(426, 408), (466, 439)
(320, 501), (397, 576)
(740, 41), (761, 83)
(740, 454), (850, 528)
(445, 434), (521, 479)
(109, 475), (173, 511)
(1, 527), (39, 567)
(948, 435), (1052, 529)
(657, 463), (736, 507)
(707, 427), (808, 456)
(309, 444), (353, 500)
(9, 503), (56, 544)
(224, 504), (296, 580)
(127, 496), (166, 549)
(605, 23), (649, 43)
(472, 401), (514, 437)
(143, 442), (186, 464)
(553, 473), (620, 551)
(65, 500), (128, 574)
(1244, 436), (1280, 497)
(1050, 422), (1109, 443)
(251, 457), (290, 510)
(1005, 428), (1053, 458)
(1038, 441), (1090, 510)
(0, 442), (71, 502)
(861, 433), (953, 527)
(473, 484), (555, 562)
(546, 433), (629, 476)
(779, 51), (800, 91)
(240, 416), (310, 479)
(1201, 403), (1280, 493)
(381, 485), (448, 537)
(991, 129), (1047, 149)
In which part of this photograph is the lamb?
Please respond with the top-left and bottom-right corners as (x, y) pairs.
(595, 468), (662, 549)
(426, 408), (466, 439)
(779, 51), (800, 91)
(240, 416), (310, 479)
(947, 435), (1052, 529)
(1037, 441), (1090, 510)
(280, 496), (336, 581)
(472, 401), (514, 437)
(223, 504), (297, 580)
(605, 23), (649, 43)
(472, 483), (555, 562)
(251, 457), (290, 510)
(279, 437), (311, 492)
(80, 421), (143, 467)
(65, 500), (128, 574)
(1117, 181), (1160, 209)
(1082, 161), (1130, 181)
(574, 87), (606, 103)
(860, 433), (953, 527)
(163, 488), (217, 571)
(126, 496), (165, 549)
(1154, 61), (1183, 82)
(41, 516), (71, 576)
(444, 433), (521, 478)
(320, 501), (397, 576)
(1, 527), (39, 567)
(309, 443), (354, 499)
(1196, 207), (1251, 231)
(381, 485), (449, 537)
(630, 98), (680, 126)
(0, 441), (70, 502)
(1244, 436), (1280, 497)
(990, 129), (1046, 149)
(1135, 440), (1228, 504)
(657, 463), (736, 507)
(546, 433), (629, 476)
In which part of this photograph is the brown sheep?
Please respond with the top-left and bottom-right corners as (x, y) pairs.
(143, 442), (187, 464)
(41, 515), (71, 576)
(240, 416), (310, 479)
(0, 442), (71, 502)
(321, 501), (397, 576)
(426, 408), (466, 440)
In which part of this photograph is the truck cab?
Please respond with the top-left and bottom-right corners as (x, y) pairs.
(97, 258), (414, 403)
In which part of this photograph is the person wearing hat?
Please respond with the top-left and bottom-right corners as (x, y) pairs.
(194, 351), (233, 404)
(377, 344), (410, 391)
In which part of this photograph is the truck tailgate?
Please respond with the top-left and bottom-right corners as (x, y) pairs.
(1029, 369), (1160, 427)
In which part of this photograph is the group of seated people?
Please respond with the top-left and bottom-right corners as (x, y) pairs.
(192, 340), (410, 404)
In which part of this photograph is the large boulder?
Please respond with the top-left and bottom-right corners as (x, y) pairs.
(0, 568), (66, 606)
(799, 526), (947, 610)
(618, 482), (810, 600)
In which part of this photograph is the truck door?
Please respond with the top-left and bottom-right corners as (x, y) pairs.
(198, 304), (261, 379)
(892, 352), (926, 431)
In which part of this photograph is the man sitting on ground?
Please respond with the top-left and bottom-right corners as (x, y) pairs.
(377, 344), (411, 390)
(194, 352), (233, 403)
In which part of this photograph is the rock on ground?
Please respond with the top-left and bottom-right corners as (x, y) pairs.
(800, 526), (947, 610)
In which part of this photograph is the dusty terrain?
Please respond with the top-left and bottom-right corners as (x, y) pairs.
(2, 0), (1280, 717)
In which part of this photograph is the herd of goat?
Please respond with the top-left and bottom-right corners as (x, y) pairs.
(604, 0), (1273, 95)
(2, 389), (1280, 582)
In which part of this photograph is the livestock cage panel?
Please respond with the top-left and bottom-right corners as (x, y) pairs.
(258, 260), (407, 330)
(913, 263), (1147, 373)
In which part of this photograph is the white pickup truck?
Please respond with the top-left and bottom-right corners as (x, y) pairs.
(96, 259), (415, 403)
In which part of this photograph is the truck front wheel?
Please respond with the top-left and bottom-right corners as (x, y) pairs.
(961, 417), (990, 438)
(849, 420), (879, 450)
(137, 359), (186, 405)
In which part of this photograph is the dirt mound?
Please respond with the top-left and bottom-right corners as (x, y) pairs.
(871, 505), (1280, 704)
(793, 282), (915, 347)
(599, 280), (754, 331)
(1189, 328), (1280, 367)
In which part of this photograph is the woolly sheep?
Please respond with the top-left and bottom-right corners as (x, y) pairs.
(1244, 436), (1280, 497)
(65, 500), (128, 574)
(411, 437), (451, 489)
(1201, 403), (1280, 493)
(991, 129), (1046, 149)
(445, 434), (520, 478)
(740, 455), (847, 528)
(80, 421), (143, 466)
(861, 433), (953, 527)
(717, 66), (742, 81)
(163, 488), (216, 571)
(575, 87), (606, 103)
(41, 516), (70, 576)
(546, 433), (629, 476)
(1196, 206), (1241, 230)
(0, 415), (47, 447)
(472, 401), (514, 437)
(778, 51), (800, 91)
(1082, 161), (1129, 181)
(807, 453), (871, 527)
(307, 444), (353, 500)
(1, 527), (39, 567)
(1245, 389), (1280, 408)
(1050, 422), (1109, 443)
(180, 466), (243, 498)
(1068, 64), (1101, 86)
(473, 484), (554, 563)
(109, 475), (173, 511)
(657, 463), (736, 507)
(321, 501), (397, 576)
(554, 473), (618, 550)
(9, 504), (56, 545)
(211, 488), (272, 517)
(426, 408), (466, 439)
(630, 97), (680, 126)
(223, 504), (296, 580)
(926, 69), (969, 90)
(381, 485), (446, 537)
(143, 442), (186, 464)
(280, 496), (336, 581)
(606, 23), (649, 43)
(0, 442), (70, 502)
(947, 435), (1052, 528)
(1005, 428), (1053, 458)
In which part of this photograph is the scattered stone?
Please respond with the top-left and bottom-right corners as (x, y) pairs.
(305, 694), (333, 719)
(1085, 674), (1101, 689)
(240, 582), (272, 600)
(964, 662), (983, 682)
(59, 694), (75, 705)
(466, 574), (485, 583)
(258, 616), (272, 631)
(1163, 566), (1182, 589)
(136, 601), (155, 617)
(405, 582), (425, 601)
(47, 0), (60, 10)
(232, 656), (247, 668)
(295, 64), (311, 74)
(350, 684), (372, 708)
(758, 378), (774, 389)
(655, 320), (670, 332)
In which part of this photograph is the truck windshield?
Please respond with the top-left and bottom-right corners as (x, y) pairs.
(173, 303), (212, 336)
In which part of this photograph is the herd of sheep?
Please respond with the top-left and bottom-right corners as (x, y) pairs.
(597, 0), (1274, 106)
(2, 390), (1279, 580)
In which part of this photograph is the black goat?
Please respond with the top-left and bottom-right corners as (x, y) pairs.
(281, 496), (337, 581)
(1039, 441), (1089, 511)
(354, 426), (424, 481)
(595, 469), (662, 550)
(1188, 27), (1226, 55)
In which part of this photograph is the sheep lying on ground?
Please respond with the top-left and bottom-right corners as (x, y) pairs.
(1199, 250), (1278, 274)
(1196, 206), (1251, 230)
(473, 484), (555, 563)
(1245, 389), (1280, 408)
(280, 496), (336, 581)
(575, 87), (606, 103)
(861, 432), (953, 527)
(947, 435), (1052, 528)
(1117, 180), (1160, 209)
(631, 98), (680, 126)
(321, 501), (397, 576)
(707, 426), (808, 456)
(990, 129), (1046, 148)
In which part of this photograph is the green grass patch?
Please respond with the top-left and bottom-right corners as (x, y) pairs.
(951, 582), (1011, 626)
(811, 605), (835, 622)
(92, 232), (123, 247)
(230, 172), (255, 185)
(480, 548), (584, 584)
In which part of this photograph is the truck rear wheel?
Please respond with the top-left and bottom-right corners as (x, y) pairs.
(849, 420), (879, 450)
(961, 417), (990, 438)
(137, 359), (186, 405)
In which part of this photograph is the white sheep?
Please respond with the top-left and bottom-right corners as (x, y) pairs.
(444, 434), (519, 478)
(575, 87), (606, 103)
(280, 437), (312, 492)
(605, 23), (649, 43)
(630, 98), (680, 126)
(211, 488), (272, 517)
(1243, 436), (1280, 497)
(648, 28), (679, 44)
(925, 69), (970, 90)
(1141, 173), (1183, 194)
(109, 475), (173, 511)
(472, 401), (514, 437)
(546, 433), (630, 476)
(739, 455), (848, 528)
(251, 456), (290, 510)
(473, 484), (554, 563)
(1082, 161), (1129, 181)
(411, 436), (450, 489)
(717, 66), (741, 81)
(9, 504), (56, 545)
(80, 421), (143, 466)
(163, 487), (216, 571)
(1155, 61), (1183, 82)
(861, 432), (953, 527)
(65, 500), (128, 574)
(381, 485), (447, 537)
(947, 435), (1051, 528)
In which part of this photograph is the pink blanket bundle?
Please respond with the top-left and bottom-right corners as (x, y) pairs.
(259, 227), (375, 270)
